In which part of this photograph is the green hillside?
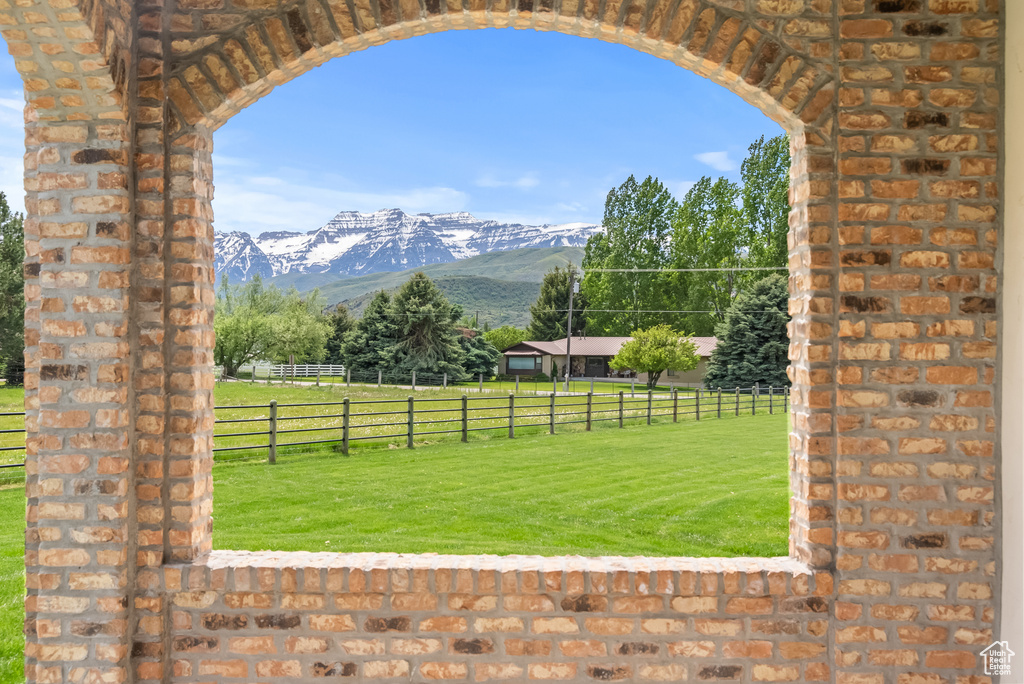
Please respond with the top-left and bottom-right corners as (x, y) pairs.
(268, 246), (584, 302)
(341, 275), (540, 329)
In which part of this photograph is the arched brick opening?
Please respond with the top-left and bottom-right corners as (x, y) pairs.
(2, 1), (1007, 683)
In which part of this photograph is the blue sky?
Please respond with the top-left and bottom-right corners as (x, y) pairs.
(0, 28), (785, 233)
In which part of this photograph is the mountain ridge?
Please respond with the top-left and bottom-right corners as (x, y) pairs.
(286, 246), (584, 308)
(214, 207), (601, 283)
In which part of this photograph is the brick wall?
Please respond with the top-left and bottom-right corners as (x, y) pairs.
(0, 0), (1009, 682)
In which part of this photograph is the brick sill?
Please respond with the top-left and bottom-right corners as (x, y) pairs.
(165, 550), (827, 595)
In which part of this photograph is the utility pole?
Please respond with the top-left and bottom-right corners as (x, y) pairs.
(564, 268), (575, 392)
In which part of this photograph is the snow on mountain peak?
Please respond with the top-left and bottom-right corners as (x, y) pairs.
(215, 208), (602, 281)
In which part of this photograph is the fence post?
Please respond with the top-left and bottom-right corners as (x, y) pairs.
(631, 378), (635, 397)
(346, 368), (351, 387)
(251, 364), (255, 383)
(412, 371), (416, 391)
(553, 376), (557, 395)
(515, 375), (519, 394)
(586, 392), (592, 431)
(461, 395), (468, 442)
(342, 398), (350, 455)
(509, 394), (515, 439)
(444, 372), (448, 389)
(647, 390), (652, 425)
(590, 377), (594, 394)
(407, 396), (414, 449)
(752, 386), (757, 415)
(268, 400), (277, 465)
(479, 373), (483, 392)
(618, 391), (624, 427)
(692, 389), (697, 422)
(549, 393), (556, 434)
(316, 369), (321, 387)
(769, 386), (773, 414)
(785, 387), (789, 413)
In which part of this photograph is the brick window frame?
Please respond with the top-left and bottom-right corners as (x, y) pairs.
(11, 0), (1002, 682)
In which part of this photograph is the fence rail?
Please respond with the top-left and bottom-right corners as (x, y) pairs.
(0, 386), (789, 477)
(237, 366), (710, 395)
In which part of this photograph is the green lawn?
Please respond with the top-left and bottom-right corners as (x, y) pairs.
(0, 385), (789, 683)
(0, 485), (24, 684)
(213, 414), (790, 557)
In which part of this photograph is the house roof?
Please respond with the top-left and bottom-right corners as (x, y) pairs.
(505, 336), (718, 358)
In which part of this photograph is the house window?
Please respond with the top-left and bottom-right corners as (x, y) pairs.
(508, 356), (539, 370)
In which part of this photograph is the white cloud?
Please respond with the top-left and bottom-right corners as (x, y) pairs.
(671, 180), (697, 198)
(474, 173), (540, 190)
(211, 175), (469, 234)
(694, 151), (737, 172)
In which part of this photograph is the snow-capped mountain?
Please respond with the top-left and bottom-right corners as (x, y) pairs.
(214, 208), (602, 281)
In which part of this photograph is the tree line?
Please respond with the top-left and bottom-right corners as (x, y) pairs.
(484, 134), (793, 389)
(215, 272), (501, 382)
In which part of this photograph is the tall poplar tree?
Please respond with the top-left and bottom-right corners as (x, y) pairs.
(527, 264), (586, 341)
(582, 175), (678, 335)
(671, 176), (745, 336)
(741, 134), (791, 271)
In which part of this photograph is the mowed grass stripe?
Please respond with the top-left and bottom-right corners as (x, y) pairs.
(213, 413), (789, 558)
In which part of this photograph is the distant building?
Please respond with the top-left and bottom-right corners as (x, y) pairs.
(499, 336), (718, 386)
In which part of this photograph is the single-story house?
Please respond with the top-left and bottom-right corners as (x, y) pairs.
(498, 336), (718, 386)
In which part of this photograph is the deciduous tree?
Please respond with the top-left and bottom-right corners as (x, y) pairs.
(582, 175), (677, 335)
(609, 325), (698, 390)
(670, 176), (744, 336)
(214, 276), (331, 377)
(741, 134), (791, 272)
(484, 325), (529, 351)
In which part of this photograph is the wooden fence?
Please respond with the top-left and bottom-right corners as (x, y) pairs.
(211, 386), (789, 463)
(0, 386), (789, 479)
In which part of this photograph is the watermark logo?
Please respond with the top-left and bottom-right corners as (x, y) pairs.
(981, 641), (1015, 677)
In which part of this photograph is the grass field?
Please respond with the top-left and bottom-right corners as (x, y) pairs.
(214, 414), (790, 557)
(0, 484), (24, 684)
(0, 384), (789, 683)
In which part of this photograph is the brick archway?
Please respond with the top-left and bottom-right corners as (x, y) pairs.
(3, 1), (1006, 683)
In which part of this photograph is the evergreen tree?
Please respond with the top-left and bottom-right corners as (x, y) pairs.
(324, 306), (356, 364)
(339, 291), (398, 377)
(703, 275), (790, 389)
(582, 175), (678, 335)
(458, 329), (501, 377)
(390, 273), (467, 380)
(527, 264), (586, 341)
(0, 193), (23, 385)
